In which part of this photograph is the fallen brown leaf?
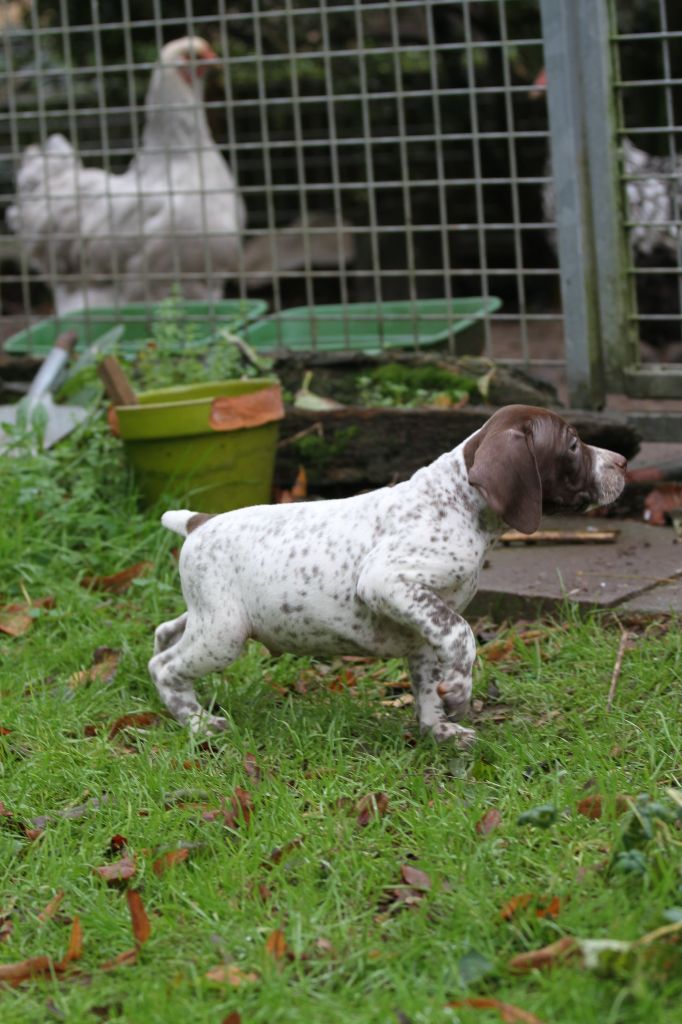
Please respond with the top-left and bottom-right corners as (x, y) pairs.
(244, 752), (262, 783)
(476, 808), (502, 835)
(279, 466), (308, 503)
(69, 647), (121, 689)
(266, 836), (303, 867)
(356, 792), (389, 827)
(99, 948), (138, 972)
(37, 891), (64, 923)
(400, 865), (431, 891)
(448, 997), (547, 1024)
(108, 712), (163, 739)
(0, 915), (82, 987)
(576, 794), (631, 820)
(126, 890), (150, 945)
(93, 855), (137, 883)
(80, 562), (153, 593)
(223, 1014), (242, 1024)
(0, 953), (53, 985)
(153, 848), (190, 876)
(508, 935), (578, 972)
(379, 693), (414, 708)
(0, 901), (14, 944)
(479, 637), (516, 663)
(265, 928), (288, 961)
(60, 916), (83, 966)
(205, 963), (259, 986)
(0, 596), (55, 638)
(202, 787), (253, 829)
(500, 894), (533, 920)
(0, 726), (11, 735)
(500, 894), (561, 921)
(644, 483), (682, 526)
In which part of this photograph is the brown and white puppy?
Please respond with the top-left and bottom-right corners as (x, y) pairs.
(150, 405), (627, 745)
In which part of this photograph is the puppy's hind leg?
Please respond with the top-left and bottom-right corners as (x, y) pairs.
(153, 612), (188, 655)
(148, 613), (247, 735)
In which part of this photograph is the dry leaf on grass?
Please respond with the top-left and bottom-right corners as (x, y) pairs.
(108, 712), (163, 739)
(223, 1014), (242, 1024)
(93, 855), (137, 883)
(356, 792), (389, 827)
(0, 596), (55, 638)
(500, 894), (561, 921)
(476, 808), (502, 835)
(378, 865), (433, 914)
(400, 865), (431, 891)
(448, 997), (547, 1024)
(80, 562), (153, 593)
(0, 726), (11, 735)
(99, 948), (138, 972)
(206, 963), (259, 986)
(243, 752), (262, 783)
(97, 887), (152, 972)
(0, 915), (82, 987)
(153, 848), (190, 876)
(265, 928), (288, 961)
(380, 693), (414, 708)
(508, 936), (578, 972)
(201, 787), (253, 829)
(479, 637), (516, 663)
(37, 891), (64, 923)
(266, 836), (304, 867)
(0, 902), (14, 944)
(69, 647), (121, 689)
(576, 794), (631, 820)
(126, 890), (150, 945)
(509, 919), (682, 977)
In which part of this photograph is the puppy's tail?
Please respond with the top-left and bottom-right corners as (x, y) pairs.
(161, 509), (215, 537)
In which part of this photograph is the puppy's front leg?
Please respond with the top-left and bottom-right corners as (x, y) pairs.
(357, 566), (476, 746)
(409, 644), (476, 746)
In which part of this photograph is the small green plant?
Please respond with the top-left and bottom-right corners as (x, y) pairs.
(130, 289), (265, 390)
(355, 362), (479, 408)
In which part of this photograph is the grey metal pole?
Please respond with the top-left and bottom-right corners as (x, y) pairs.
(540, 0), (631, 407)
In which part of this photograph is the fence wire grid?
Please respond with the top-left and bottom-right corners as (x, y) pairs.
(0, 0), (680, 401)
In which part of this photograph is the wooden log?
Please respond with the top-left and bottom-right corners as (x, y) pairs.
(275, 405), (641, 492)
(499, 529), (619, 545)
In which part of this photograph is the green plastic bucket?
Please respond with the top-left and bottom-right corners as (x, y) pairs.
(115, 378), (283, 513)
(3, 299), (269, 356)
(242, 297), (502, 354)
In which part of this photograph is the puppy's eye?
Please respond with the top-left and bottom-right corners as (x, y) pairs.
(568, 437), (579, 453)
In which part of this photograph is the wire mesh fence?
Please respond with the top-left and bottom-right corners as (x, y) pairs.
(1, 0), (681, 405)
(611, 0), (682, 364)
(0, 0), (567, 377)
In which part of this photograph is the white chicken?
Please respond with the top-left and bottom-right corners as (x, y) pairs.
(6, 36), (247, 314)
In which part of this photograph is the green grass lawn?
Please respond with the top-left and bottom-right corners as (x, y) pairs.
(1, 421), (681, 1023)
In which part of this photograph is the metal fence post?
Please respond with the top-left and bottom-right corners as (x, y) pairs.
(540, 0), (632, 407)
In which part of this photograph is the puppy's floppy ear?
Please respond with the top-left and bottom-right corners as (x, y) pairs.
(467, 427), (542, 534)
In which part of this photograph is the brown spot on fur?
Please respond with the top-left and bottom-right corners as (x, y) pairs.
(187, 513), (216, 534)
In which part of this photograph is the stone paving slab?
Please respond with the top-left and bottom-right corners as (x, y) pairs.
(468, 516), (681, 619)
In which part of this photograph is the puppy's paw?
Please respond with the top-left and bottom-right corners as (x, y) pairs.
(187, 711), (230, 737)
(429, 721), (476, 748)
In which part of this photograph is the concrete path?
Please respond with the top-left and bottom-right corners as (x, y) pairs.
(469, 515), (681, 619)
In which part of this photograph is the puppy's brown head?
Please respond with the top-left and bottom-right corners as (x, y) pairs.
(463, 405), (627, 534)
